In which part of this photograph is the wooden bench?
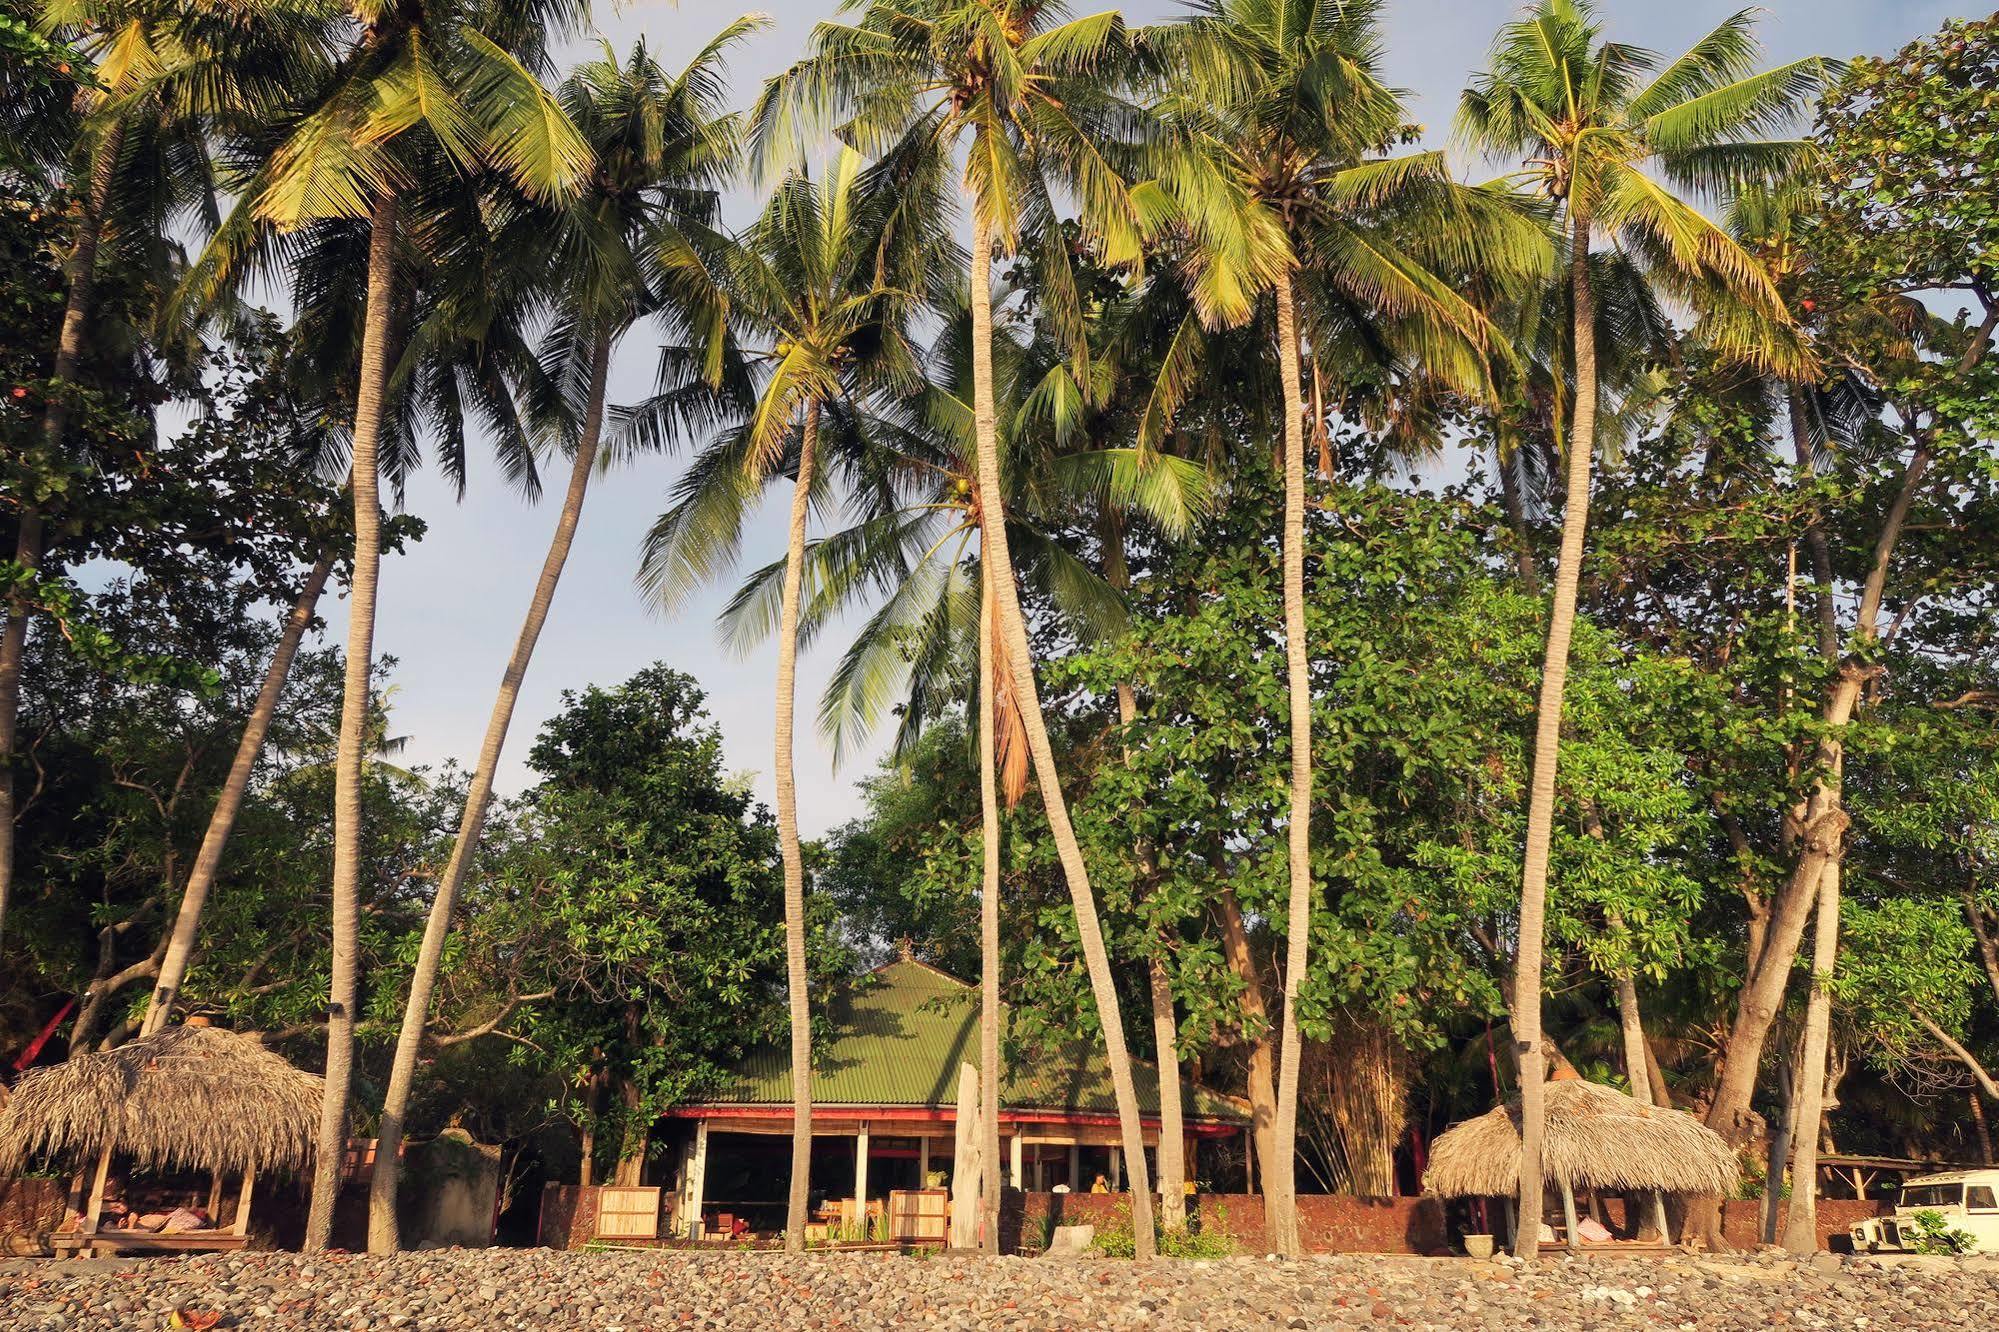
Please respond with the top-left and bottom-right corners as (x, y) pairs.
(53, 1231), (252, 1258)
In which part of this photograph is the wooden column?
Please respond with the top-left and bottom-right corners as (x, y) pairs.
(232, 1168), (257, 1237)
(853, 1122), (870, 1232)
(1009, 1134), (1023, 1189)
(686, 1120), (710, 1241)
(1109, 1145), (1122, 1193)
(81, 1146), (114, 1236)
(1558, 1177), (1580, 1253)
(1067, 1144), (1081, 1190)
(1650, 1191), (1672, 1243)
(919, 1135), (930, 1183)
(205, 1172), (225, 1219)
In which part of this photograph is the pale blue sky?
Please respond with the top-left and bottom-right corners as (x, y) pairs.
(336, 0), (1966, 836)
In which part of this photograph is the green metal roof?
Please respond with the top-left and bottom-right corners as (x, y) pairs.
(694, 959), (1247, 1124)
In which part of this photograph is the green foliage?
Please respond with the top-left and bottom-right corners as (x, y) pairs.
(1906, 1209), (1978, 1256)
(1086, 1199), (1237, 1259)
(448, 664), (851, 1174)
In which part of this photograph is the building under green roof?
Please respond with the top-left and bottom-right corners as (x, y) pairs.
(645, 960), (1249, 1242)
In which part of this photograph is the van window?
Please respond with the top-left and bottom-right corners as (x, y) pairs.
(1903, 1184), (1962, 1209)
(1968, 1186), (1998, 1212)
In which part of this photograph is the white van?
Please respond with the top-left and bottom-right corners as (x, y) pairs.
(1849, 1170), (1999, 1254)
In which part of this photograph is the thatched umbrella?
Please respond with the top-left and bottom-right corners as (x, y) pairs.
(1423, 1077), (1736, 1249)
(0, 1023), (322, 1179)
(0, 1023), (324, 1251)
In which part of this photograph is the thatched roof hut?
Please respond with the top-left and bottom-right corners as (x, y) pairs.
(1423, 1078), (1737, 1199)
(0, 1024), (322, 1179)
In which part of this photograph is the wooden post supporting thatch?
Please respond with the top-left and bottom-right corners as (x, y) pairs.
(1558, 1176), (1579, 1253)
(232, 1168), (256, 1237)
(1650, 1191), (1671, 1242)
(82, 1145), (113, 1235)
(206, 1172), (225, 1218)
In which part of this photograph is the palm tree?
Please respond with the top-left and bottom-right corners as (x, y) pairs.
(363, 28), (755, 1253)
(0, 0), (334, 937)
(637, 142), (940, 1249)
(755, 0), (1167, 1257)
(1459, 0), (1825, 1259)
(1140, 0), (1542, 1254)
(183, 0), (590, 1250)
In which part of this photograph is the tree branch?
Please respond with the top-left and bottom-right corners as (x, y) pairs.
(435, 990), (557, 1049)
(1920, 1014), (1999, 1101)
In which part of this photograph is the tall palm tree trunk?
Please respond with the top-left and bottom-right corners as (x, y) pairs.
(977, 555), (1003, 1253)
(1101, 507), (1187, 1232)
(141, 554), (335, 1036)
(1268, 262), (1313, 1258)
(1511, 214), (1599, 1262)
(0, 121), (124, 938)
(366, 330), (614, 1253)
(968, 212), (1155, 1260)
(775, 400), (821, 1253)
(1779, 855), (1841, 1253)
(306, 190), (397, 1253)
(1148, 957), (1188, 1232)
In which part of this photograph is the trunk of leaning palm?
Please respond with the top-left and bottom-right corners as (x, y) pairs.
(1267, 262), (1313, 1259)
(1699, 315), (1995, 1243)
(1614, 970), (1672, 1239)
(365, 330), (615, 1254)
(1101, 507), (1188, 1232)
(977, 555), (1003, 1253)
(1769, 387), (1843, 1255)
(1218, 885), (1279, 1195)
(1779, 854), (1842, 1253)
(1614, 972), (1650, 1110)
(0, 119), (125, 939)
(306, 190), (398, 1253)
(775, 400), (821, 1253)
(140, 553), (336, 1037)
(1511, 212), (1601, 1263)
(1787, 388), (1839, 661)
(967, 211), (1156, 1260)
(1697, 444), (1951, 1250)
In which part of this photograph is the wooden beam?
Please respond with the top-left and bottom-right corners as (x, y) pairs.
(854, 1121), (871, 1233)
(1559, 1177), (1580, 1254)
(232, 1168), (256, 1238)
(687, 1120), (710, 1241)
(81, 1146), (113, 1236)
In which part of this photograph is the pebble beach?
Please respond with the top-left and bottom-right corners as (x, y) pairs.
(5, 1247), (1999, 1331)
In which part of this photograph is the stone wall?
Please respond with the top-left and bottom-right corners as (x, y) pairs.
(1010, 1193), (1449, 1256)
(539, 1183), (601, 1249)
(539, 1183), (1889, 1255)
(1720, 1199), (1887, 1252)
